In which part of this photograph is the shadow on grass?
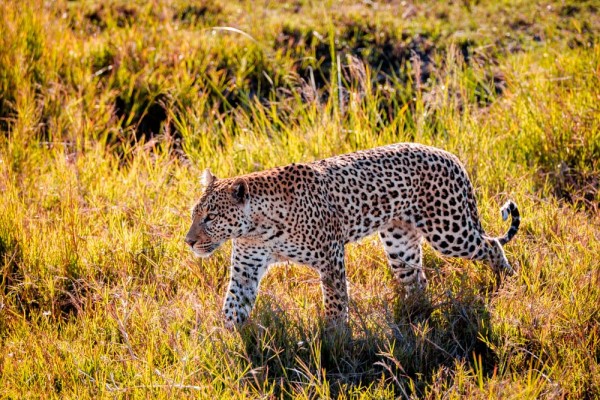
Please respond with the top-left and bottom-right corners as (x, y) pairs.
(238, 282), (498, 397)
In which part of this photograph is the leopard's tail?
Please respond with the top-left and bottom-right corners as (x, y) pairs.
(498, 200), (520, 246)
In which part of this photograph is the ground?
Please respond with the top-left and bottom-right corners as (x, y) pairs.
(0, 0), (599, 398)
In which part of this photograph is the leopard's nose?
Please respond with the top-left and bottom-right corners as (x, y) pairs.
(184, 237), (196, 247)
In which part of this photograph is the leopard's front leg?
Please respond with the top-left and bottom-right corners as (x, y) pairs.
(223, 243), (271, 329)
(316, 243), (349, 329)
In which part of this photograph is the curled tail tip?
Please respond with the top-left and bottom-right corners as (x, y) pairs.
(499, 200), (520, 245)
(500, 200), (517, 221)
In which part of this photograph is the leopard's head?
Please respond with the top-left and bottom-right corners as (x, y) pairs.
(185, 169), (251, 257)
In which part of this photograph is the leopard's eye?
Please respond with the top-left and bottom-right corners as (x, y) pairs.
(205, 213), (217, 222)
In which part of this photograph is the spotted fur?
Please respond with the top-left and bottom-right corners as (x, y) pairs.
(185, 143), (520, 329)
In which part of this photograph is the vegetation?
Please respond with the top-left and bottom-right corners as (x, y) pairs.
(0, 0), (599, 398)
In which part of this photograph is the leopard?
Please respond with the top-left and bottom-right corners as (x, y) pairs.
(185, 143), (520, 330)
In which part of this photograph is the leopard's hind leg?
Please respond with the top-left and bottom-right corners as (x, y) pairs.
(379, 221), (427, 295)
(423, 206), (518, 276)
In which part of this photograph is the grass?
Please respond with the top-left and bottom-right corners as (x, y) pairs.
(0, 0), (599, 398)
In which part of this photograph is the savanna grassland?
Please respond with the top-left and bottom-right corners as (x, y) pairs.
(1, 0), (599, 398)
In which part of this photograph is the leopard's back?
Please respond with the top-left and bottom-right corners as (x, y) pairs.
(315, 143), (483, 243)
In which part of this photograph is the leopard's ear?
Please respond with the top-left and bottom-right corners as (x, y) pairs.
(201, 168), (217, 187)
(230, 178), (249, 205)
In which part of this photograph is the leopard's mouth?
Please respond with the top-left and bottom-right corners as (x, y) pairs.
(191, 242), (221, 258)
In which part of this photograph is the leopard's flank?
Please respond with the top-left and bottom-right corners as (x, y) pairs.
(185, 143), (520, 329)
